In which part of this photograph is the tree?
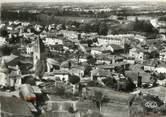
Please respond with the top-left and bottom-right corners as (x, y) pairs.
(115, 66), (125, 74)
(0, 45), (11, 56)
(75, 50), (84, 64)
(157, 73), (166, 80)
(56, 86), (65, 96)
(69, 75), (80, 85)
(98, 22), (108, 36)
(78, 23), (88, 32)
(87, 55), (96, 66)
(61, 23), (66, 30)
(91, 22), (100, 33)
(150, 51), (159, 58)
(87, 40), (93, 47)
(117, 77), (136, 92)
(0, 27), (8, 37)
(133, 19), (155, 33)
(69, 75), (80, 95)
(150, 73), (158, 86)
(102, 77), (117, 89)
(7, 35), (20, 44)
(84, 65), (92, 77)
(92, 91), (109, 111)
(124, 43), (130, 53)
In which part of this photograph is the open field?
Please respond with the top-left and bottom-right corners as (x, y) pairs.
(53, 16), (103, 23)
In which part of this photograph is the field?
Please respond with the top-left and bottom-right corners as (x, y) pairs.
(53, 16), (103, 23)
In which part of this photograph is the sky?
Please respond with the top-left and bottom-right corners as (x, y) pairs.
(1, 0), (166, 3)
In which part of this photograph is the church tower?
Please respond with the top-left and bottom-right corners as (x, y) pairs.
(33, 37), (41, 70)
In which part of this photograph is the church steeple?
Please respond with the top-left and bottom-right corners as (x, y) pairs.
(33, 37), (41, 70)
(33, 36), (46, 70)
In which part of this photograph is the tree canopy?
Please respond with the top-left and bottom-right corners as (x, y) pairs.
(69, 75), (80, 84)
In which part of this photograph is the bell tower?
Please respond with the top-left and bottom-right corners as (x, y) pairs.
(33, 37), (41, 70)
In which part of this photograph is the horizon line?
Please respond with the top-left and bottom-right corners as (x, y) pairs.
(1, 0), (166, 4)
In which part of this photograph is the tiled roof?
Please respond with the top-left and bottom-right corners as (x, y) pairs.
(95, 54), (123, 61)
(110, 44), (123, 51)
(97, 62), (129, 69)
(44, 70), (70, 76)
(91, 68), (111, 77)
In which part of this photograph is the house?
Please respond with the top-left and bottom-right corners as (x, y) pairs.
(77, 55), (87, 63)
(0, 36), (7, 46)
(95, 55), (111, 65)
(109, 44), (124, 54)
(34, 24), (42, 32)
(0, 23), (5, 28)
(129, 48), (146, 62)
(95, 54), (123, 65)
(134, 34), (146, 43)
(100, 45), (112, 53)
(7, 25), (13, 30)
(97, 34), (132, 48)
(21, 22), (30, 26)
(122, 55), (135, 64)
(97, 62), (130, 72)
(41, 30), (58, 38)
(81, 32), (98, 40)
(91, 44), (124, 55)
(159, 49), (166, 62)
(155, 67), (166, 73)
(60, 60), (78, 70)
(60, 30), (78, 39)
(98, 36), (125, 47)
(43, 70), (70, 82)
(44, 38), (63, 45)
(0, 96), (34, 117)
(48, 24), (56, 31)
(70, 66), (85, 79)
(49, 44), (64, 53)
(143, 60), (159, 72)
(159, 27), (166, 34)
(90, 47), (102, 55)
(46, 58), (60, 72)
(91, 68), (111, 80)
(23, 32), (35, 39)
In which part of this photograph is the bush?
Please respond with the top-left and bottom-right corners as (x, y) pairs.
(133, 19), (156, 33)
(69, 75), (80, 84)
(87, 81), (102, 87)
(55, 87), (65, 96)
(157, 73), (166, 80)
(117, 78), (136, 92)
(102, 77), (117, 89)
